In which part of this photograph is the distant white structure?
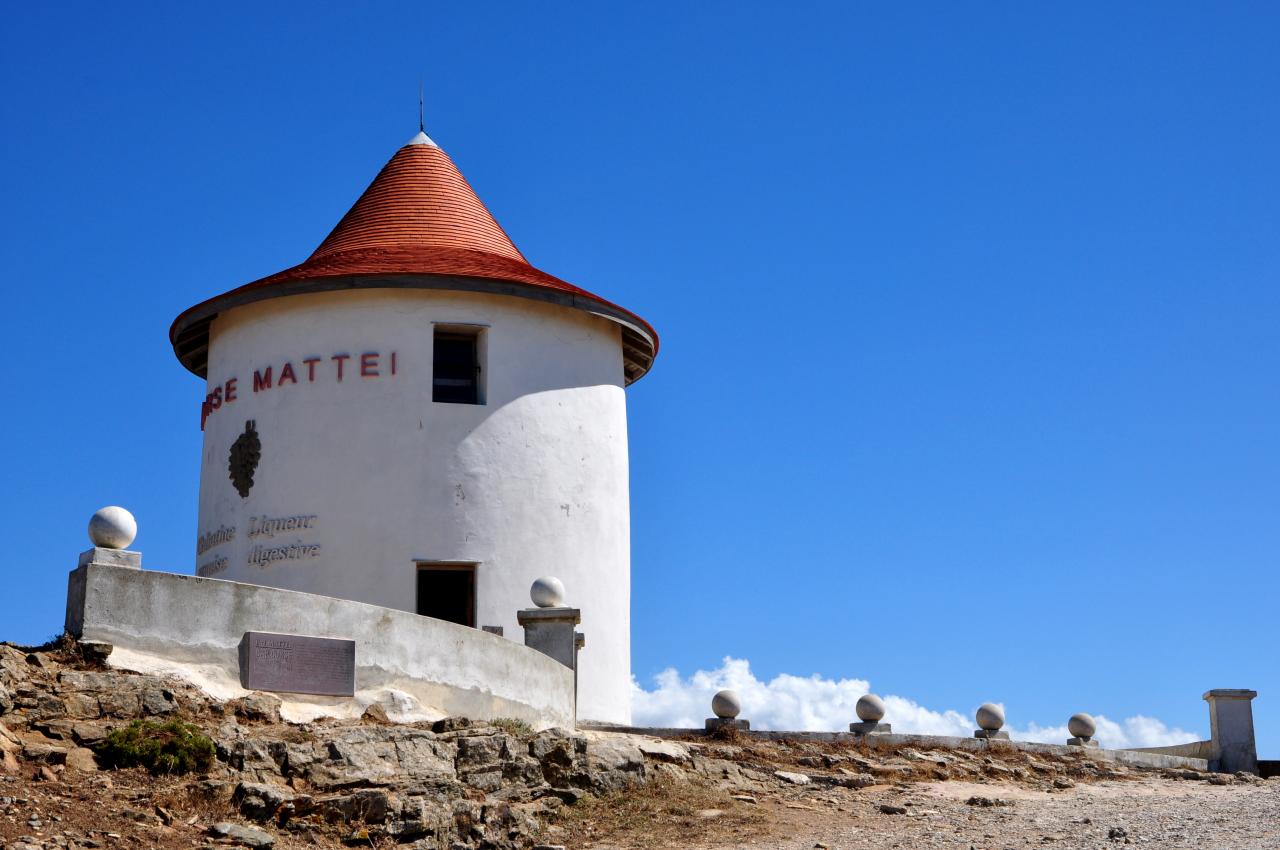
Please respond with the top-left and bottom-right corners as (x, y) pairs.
(169, 127), (658, 723)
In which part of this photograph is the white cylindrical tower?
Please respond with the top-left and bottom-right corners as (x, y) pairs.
(171, 129), (657, 724)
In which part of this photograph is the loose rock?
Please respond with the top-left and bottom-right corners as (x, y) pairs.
(209, 821), (276, 848)
(775, 770), (812, 785)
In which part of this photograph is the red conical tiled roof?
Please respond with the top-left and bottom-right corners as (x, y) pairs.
(311, 137), (527, 263)
(170, 133), (657, 384)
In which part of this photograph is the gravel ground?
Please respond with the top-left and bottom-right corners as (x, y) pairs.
(702, 776), (1280, 850)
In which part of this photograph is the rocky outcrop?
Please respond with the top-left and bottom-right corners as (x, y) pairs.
(0, 639), (1241, 850)
(0, 641), (666, 849)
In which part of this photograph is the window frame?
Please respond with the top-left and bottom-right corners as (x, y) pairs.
(431, 323), (487, 405)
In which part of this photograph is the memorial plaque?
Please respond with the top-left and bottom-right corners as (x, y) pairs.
(238, 631), (356, 696)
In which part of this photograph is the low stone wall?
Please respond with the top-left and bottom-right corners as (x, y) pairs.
(581, 725), (1211, 772)
(66, 563), (575, 729)
(1123, 739), (1216, 762)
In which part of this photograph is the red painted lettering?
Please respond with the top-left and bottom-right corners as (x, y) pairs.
(224, 377), (237, 403)
(360, 352), (379, 377)
(211, 386), (223, 409)
(253, 367), (274, 392)
(303, 357), (320, 382)
(390, 351), (397, 375)
(331, 353), (350, 381)
(278, 361), (297, 386)
(200, 399), (212, 430)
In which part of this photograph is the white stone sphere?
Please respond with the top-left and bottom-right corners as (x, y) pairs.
(530, 576), (566, 608)
(856, 693), (886, 722)
(88, 506), (137, 550)
(1068, 712), (1097, 739)
(975, 702), (1005, 731)
(711, 689), (742, 719)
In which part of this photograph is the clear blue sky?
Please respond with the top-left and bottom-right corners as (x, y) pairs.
(2, 3), (1277, 753)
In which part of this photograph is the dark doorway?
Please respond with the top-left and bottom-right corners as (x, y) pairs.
(416, 565), (476, 627)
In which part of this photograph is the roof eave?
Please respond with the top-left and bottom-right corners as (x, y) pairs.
(169, 273), (658, 385)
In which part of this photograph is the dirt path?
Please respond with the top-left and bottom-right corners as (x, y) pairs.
(634, 777), (1279, 850)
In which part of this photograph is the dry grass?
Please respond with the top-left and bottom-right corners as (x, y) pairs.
(489, 717), (535, 738)
(151, 775), (236, 824)
(553, 775), (767, 849)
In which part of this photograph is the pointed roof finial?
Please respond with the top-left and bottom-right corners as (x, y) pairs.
(407, 80), (438, 147)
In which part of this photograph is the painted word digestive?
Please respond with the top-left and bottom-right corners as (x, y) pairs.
(246, 513), (321, 568)
(200, 349), (399, 429)
(247, 541), (322, 567)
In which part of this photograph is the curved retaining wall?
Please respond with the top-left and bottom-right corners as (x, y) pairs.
(66, 564), (575, 729)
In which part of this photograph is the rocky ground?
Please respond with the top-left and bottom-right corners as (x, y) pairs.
(1, 639), (1274, 850)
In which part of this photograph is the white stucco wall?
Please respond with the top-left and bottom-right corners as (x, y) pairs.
(194, 287), (632, 723)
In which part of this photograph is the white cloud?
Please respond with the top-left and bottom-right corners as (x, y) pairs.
(631, 657), (1199, 750)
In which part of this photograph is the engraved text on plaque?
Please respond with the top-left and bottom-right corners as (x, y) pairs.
(238, 631), (356, 696)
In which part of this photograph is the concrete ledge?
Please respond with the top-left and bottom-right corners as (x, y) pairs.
(1123, 739), (1216, 762)
(66, 564), (575, 729)
(579, 725), (1210, 772)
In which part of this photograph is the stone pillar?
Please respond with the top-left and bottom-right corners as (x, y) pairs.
(974, 703), (1009, 740)
(706, 690), (749, 732)
(1067, 713), (1099, 748)
(849, 693), (891, 736)
(68, 507), (141, 636)
(517, 577), (583, 717)
(517, 606), (582, 670)
(518, 605), (582, 718)
(1204, 689), (1258, 775)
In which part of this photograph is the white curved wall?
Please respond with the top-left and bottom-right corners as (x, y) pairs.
(195, 288), (632, 723)
(68, 563), (577, 729)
